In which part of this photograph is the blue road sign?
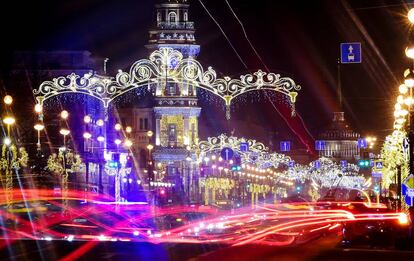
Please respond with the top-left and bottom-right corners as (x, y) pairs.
(372, 172), (383, 179)
(220, 147), (234, 161)
(288, 161), (295, 168)
(280, 141), (291, 152)
(374, 161), (383, 170)
(315, 140), (326, 151)
(240, 142), (249, 152)
(405, 195), (413, 207)
(358, 138), (367, 149)
(340, 160), (347, 168)
(340, 42), (362, 64)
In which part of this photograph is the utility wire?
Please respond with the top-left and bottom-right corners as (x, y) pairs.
(224, 0), (316, 146)
(224, 0), (267, 70)
(197, 0), (249, 69)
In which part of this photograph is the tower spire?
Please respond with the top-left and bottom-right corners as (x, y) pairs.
(147, 0), (200, 57)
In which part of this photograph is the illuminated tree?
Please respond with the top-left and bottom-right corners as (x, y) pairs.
(0, 144), (28, 208)
(380, 130), (408, 190)
(47, 149), (82, 213)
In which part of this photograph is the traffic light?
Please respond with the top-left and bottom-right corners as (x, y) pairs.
(126, 156), (133, 168)
(231, 165), (241, 171)
(358, 159), (370, 169)
(108, 161), (118, 168)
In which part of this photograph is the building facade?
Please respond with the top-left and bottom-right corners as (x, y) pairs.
(318, 112), (360, 162)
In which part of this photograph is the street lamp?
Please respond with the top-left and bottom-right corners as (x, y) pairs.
(3, 116), (15, 126)
(83, 132), (92, 140)
(124, 139), (133, 148)
(84, 115), (92, 124)
(34, 122), (45, 149)
(3, 95), (13, 105)
(405, 69), (414, 88)
(96, 119), (104, 127)
(147, 144), (154, 192)
(147, 144), (154, 151)
(394, 9), (414, 211)
(60, 128), (70, 147)
(34, 104), (43, 114)
(408, 8), (414, 24)
(60, 110), (69, 120)
(97, 135), (105, 142)
(3, 137), (11, 146)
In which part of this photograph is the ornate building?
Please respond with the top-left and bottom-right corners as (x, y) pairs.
(115, 0), (201, 202)
(148, 0), (201, 202)
(318, 112), (360, 161)
(146, 0), (200, 57)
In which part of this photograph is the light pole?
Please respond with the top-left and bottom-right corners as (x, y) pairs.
(147, 144), (154, 195)
(395, 8), (414, 211)
(2, 96), (15, 209)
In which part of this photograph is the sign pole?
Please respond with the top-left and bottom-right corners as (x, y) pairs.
(337, 58), (342, 110)
(398, 165), (402, 212)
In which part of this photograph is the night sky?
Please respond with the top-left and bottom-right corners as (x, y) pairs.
(0, 0), (411, 148)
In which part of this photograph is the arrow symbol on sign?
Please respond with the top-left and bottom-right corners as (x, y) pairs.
(348, 45), (354, 53)
(225, 149), (229, 160)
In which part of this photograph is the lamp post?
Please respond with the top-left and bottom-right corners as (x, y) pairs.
(147, 144), (154, 195)
(34, 123), (45, 149)
(404, 9), (414, 212)
(2, 96), (16, 209)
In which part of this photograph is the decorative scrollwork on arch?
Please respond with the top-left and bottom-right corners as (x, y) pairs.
(196, 134), (291, 168)
(34, 48), (301, 119)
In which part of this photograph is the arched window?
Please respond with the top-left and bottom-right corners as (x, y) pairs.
(184, 12), (188, 21)
(168, 12), (177, 23)
(157, 12), (161, 23)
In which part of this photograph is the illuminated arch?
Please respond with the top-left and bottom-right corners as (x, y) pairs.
(196, 134), (291, 168)
(34, 48), (301, 119)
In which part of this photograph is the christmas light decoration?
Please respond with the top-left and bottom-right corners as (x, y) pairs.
(0, 145), (28, 208)
(47, 150), (83, 214)
(380, 130), (408, 190)
(33, 48), (300, 119)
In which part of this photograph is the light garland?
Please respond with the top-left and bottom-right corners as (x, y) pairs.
(33, 48), (300, 119)
(0, 144), (28, 208)
(47, 150), (83, 213)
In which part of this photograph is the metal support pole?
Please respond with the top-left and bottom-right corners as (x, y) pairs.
(397, 165), (402, 212)
(98, 163), (103, 194)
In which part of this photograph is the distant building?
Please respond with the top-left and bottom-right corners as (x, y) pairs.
(317, 112), (360, 162)
(11, 50), (98, 78)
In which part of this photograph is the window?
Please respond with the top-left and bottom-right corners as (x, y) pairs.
(184, 12), (188, 22)
(157, 12), (161, 23)
(190, 123), (196, 144)
(139, 118), (144, 130)
(144, 118), (148, 130)
(168, 12), (177, 23)
(168, 124), (177, 145)
(140, 149), (147, 166)
(169, 84), (177, 96)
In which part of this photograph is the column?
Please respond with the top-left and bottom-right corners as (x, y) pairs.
(156, 115), (161, 146)
(183, 116), (189, 145)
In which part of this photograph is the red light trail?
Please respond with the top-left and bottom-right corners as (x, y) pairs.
(0, 189), (408, 257)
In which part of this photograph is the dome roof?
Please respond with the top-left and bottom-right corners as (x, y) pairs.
(318, 112), (360, 141)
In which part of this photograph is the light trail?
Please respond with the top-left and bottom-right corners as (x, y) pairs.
(0, 189), (409, 255)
